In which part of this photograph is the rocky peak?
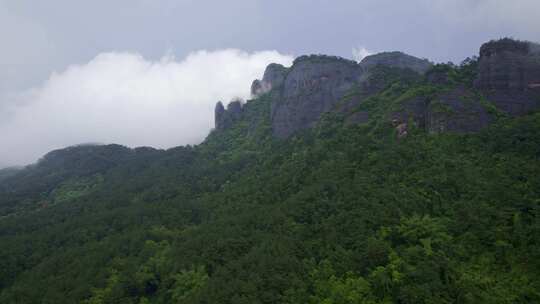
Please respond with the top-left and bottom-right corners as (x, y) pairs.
(263, 63), (288, 86)
(214, 99), (244, 131)
(269, 53), (431, 138)
(214, 101), (226, 129)
(251, 63), (288, 97)
(271, 55), (363, 138)
(214, 38), (540, 139)
(227, 100), (243, 111)
(474, 38), (540, 115)
(389, 39), (540, 136)
(216, 49), (433, 138)
(478, 38), (530, 58)
(359, 51), (432, 74)
(293, 54), (358, 66)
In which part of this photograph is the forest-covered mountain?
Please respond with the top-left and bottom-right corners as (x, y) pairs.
(0, 38), (539, 303)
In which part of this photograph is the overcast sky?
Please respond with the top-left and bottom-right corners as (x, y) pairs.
(1, 0), (540, 167)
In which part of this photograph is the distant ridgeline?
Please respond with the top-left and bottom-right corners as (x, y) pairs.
(215, 38), (540, 138)
(1, 38), (540, 304)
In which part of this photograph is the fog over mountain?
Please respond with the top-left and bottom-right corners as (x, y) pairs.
(0, 49), (292, 166)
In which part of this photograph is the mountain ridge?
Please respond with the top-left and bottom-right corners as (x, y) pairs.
(216, 37), (540, 139)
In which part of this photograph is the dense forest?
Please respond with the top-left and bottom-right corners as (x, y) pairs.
(1, 45), (540, 303)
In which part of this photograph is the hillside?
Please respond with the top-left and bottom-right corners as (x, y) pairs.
(0, 38), (540, 303)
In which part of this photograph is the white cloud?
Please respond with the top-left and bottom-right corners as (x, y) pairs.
(0, 49), (293, 166)
(352, 46), (373, 62)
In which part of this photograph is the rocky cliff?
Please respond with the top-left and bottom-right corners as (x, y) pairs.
(359, 51), (432, 74)
(215, 100), (243, 131)
(214, 38), (540, 138)
(474, 38), (540, 115)
(270, 55), (364, 138)
(250, 63), (288, 97)
(266, 53), (432, 138)
(380, 38), (540, 136)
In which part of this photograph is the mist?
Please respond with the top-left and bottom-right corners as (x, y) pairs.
(0, 49), (293, 166)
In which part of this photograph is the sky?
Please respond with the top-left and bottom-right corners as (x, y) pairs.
(1, 0), (540, 167)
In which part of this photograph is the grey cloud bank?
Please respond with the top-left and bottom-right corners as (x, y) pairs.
(1, 0), (539, 166)
(0, 50), (292, 166)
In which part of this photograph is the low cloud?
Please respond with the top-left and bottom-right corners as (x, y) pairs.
(0, 49), (293, 166)
(352, 46), (373, 62)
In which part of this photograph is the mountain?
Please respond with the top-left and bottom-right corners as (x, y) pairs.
(0, 167), (22, 183)
(1, 38), (540, 304)
(0, 144), (162, 216)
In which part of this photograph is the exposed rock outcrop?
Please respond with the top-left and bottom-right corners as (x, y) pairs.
(215, 100), (244, 131)
(251, 63), (288, 97)
(359, 51), (432, 74)
(271, 56), (363, 138)
(214, 101), (226, 130)
(390, 38), (540, 136)
(214, 38), (540, 139)
(270, 53), (431, 138)
(474, 38), (540, 115)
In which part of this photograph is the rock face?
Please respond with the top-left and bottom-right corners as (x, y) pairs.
(251, 63), (288, 97)
(215, 100), (243, 131)
(474, 38), (540, 115)
(269, 53), (431, 138)
(359, 51), (432, 74)
(217, 51), (432, 138)
(214, 102), (226, 129)
(213, 38), (540, 139)
(271, 56), (364, 138)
